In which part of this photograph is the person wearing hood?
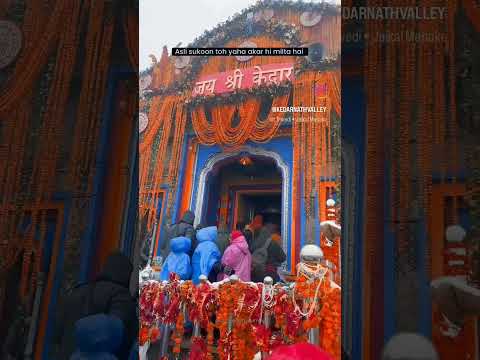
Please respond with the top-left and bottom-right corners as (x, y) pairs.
(191, 226), (225, 284)
(249, 214), (264, 241)
(251, 225), (286, 283)
(236, 221), (253, 252)
(220, 230), (252, 282)
(70, 314), (124, 360)
(53, 252), (137, 360)
(160, 236), (192, 281)
(160, 210), (195, 258)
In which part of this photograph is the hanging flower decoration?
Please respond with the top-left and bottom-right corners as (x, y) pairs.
(139, 268), (341, 359)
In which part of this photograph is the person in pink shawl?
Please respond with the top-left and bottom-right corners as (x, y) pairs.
(219, 230), (252, 282)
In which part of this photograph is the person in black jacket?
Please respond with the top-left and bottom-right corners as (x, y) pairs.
(251, 224), (286, 283)
(236, 220), (253, 252)
(2, 304), (30, 359)
(160, 210), (195, 258)
(53, 252), (137, 360)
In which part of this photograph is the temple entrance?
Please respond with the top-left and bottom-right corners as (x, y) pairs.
(234, 191), (281, 230)
(202, 154), (283, 233)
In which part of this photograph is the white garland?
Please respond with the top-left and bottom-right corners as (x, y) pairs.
(292, 263), (329, 318)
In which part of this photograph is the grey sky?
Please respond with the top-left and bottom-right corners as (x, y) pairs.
(140, 0), (339, 71)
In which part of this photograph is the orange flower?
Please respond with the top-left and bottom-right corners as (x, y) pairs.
(139, 326), (149, 346)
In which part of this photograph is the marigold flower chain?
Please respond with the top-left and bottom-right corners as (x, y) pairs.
(139, 275), (341, 359)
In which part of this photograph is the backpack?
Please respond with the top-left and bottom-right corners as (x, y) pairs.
(251, 236), (272, 281)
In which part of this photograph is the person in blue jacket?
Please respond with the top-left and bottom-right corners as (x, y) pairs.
(191, 226), (226, 284)
(160, 236), (192, 281)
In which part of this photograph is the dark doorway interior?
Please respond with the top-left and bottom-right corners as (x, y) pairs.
(236, 192), (281, 229)
(203, 155), (282, 229)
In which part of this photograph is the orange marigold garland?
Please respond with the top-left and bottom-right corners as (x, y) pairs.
(293, 263), (341, 359)
(139, 272), (341, 359)
(319, 284), (341, 359)
(217, 281), (234, 359)
(215, 102), (254, 148)
(191, 105), (217, 146)
(172, 305), (185, 355)
(250, 94), (290, 143)
(206, 320), (215, 360)
(191, 93), (290, 149)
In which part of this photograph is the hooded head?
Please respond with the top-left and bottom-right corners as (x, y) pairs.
(265, 222), (280, 234)
(74, 314), (124, 353)
(170, 236), (191, 253)
(229, 230), (249, 255)
(231, 230), (243, 243)
(196, 226), (217, 244)
(98, 252), (133, 288)
(250, 215), (263, 231)
(266, 343), (333, 360)
(271, 233), (281, 244)
(180, 210), (195, 225)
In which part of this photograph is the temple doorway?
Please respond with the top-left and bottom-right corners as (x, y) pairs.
(234, 191), (281, 230)
(202, 154), (283, 233)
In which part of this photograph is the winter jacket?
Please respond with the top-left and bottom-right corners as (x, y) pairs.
(139, 235), (152, 269)
(215, 228), (230, 255)
(160, 236), (192, 281)
(192, 226), (221, 284)
(250, 227), (270, 253)
(3, 308), (29, 359)
(160, 210), (195, 258)
(251, 227), (286, 283)
(54, 252), (137, 360)
(70, 314), (123, 360)
(220, 234), (252, 282)
(243, 228), (254, 252)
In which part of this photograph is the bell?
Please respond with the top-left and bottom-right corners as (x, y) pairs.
(382, 333), (438, 360)
(445, 225), (466, 243)
(300, 244), (324, 263)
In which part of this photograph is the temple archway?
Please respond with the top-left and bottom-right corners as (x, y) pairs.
(192, 145), (290, 254)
